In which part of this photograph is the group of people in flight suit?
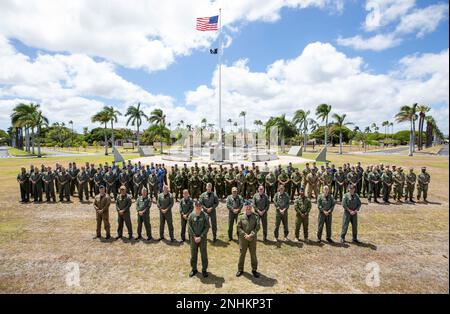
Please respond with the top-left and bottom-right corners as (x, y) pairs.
(17, 159), (431, 279)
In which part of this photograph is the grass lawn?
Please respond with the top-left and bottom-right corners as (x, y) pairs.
(7, 147), (48, 157)
(0, 153), (448, 293)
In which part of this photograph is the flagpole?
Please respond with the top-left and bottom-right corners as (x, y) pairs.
(218, 8), (224, 161)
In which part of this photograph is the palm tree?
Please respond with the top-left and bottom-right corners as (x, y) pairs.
(207, 123), (215, 132)
(92, 110), (111, 155)
(11, 103), (42, 154)
(330, 113), (353, 154)
(11, 103), (33, 153)
(68, 120), (74, 146)
(239, 111), (247, 146)
(315, 103), (332, 147)
(293, 109), (313, 151)
(417, 105), (430, 150)
(125, 102), (148, 148)
(179, 120), (185, 129)
(381, 121), (389, 139)
(103, 106), (121, 149)
(33, 109), (49, 157)
(233, 121), (238, 133)
(371, 123), (379, 133)
(395, 103), (418, 156)
(254, 120), (263, 130)
(389, 122), (394, 136)
(227, 118), (233, 131)
(148, 108), (167, 153)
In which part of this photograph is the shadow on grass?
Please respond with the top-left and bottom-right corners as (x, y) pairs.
(242, 272), (277, 287)
(352, 241), (377, 250)
(282, 239), (303, 248)
(303, 240), (324, 247)
(325, 241), (350, 248)
(198, 272), (225, 288)
(162, 238), (183, 247)
(209, 238), (230, 247)
(99, 237), (115, 244)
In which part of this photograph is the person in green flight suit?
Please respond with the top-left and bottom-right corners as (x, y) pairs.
(294, 187), (311, 242)
(417, 166), (431, 202)
(199, 183), (219, 242)
(265, 171), (276, 202)
(136, 187), (152, 241)
(157, 185), (175, 242)
(290, 169), (302, 201)
(188, 200), (210, 278)
(214, 169), (225, 200)
(404, 167), (417, 203)
(252, 185), (270, 242)
(189, 171), (201, 200)
(381, 165), (393, 203)
(236, 200), (261, 278)
(174, 170), (184, 202)
(245, 169), (258, 199)
(179, 189), (194, 242)
(77, 166), (90, 202)
(226, 186), (244, 241)
(57, 167), (71, 202)
(30, 166), (43, 202)
(43, 166), (56, 202)
(273, 184), (290, 241)
(317, 185), (335, 243)
(115, 185), (133, 240)
(17, 167), (30, 203)
(224, 169), (235, 197)
(340, 184), (361, 243)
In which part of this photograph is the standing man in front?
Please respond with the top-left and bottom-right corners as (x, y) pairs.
(115, 185), (133, 240)
(273, 184), (290, 241)
(157, 185), (175, 242)
(252, 185), (270, 242)
(417, 166), (431, 203)
(199, 183), (219, 242)
(340, 184), (361, 243)
(188, 201), (210, 278)
(17, 167), (30, 203)
(179, 189), (194, 242)
(294, 187), (311, 242)
(236, 200), (260, 278)
(226, 187), (244, 241)
(93, 185), (111, 239)
(317, 185), (335, 243)
(136, 188), (152, 241)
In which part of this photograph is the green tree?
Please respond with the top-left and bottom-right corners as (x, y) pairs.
(148, 108), (167, 153)
(239, 111), (247, 145)
(91, 109), (111, 155)
(417, 105), (430, 150)
(330, 113), (353, 154)
(125, 102), (148, 148)
(315, 103), (332, 147)
(395, 103), (418, 156)
(103, 106), (122, 149)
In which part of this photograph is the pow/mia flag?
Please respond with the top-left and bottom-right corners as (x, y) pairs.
(210, 48), (218, 54)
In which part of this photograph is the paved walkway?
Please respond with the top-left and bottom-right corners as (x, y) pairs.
(0, 146), (9, 158)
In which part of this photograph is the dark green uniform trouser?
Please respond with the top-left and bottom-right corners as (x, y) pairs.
(32, 184), (43, 201)
(295, 214), (309, 239)
(265, 184), (275, 201)
(107, 184), (117, 199)
(405, 183), (415, 200)
(291, 184), (300, 200)
(117, 211), (133, 237)
(216, 184), (224, 199)
(180, 215), (188, 240)
(258, 212), (268, 240)
(79, 183), (89, 200)
(159, 210), (174, 240)
(417, 184), (428, 200)
(362, 179), (368, 197)
(334, 183), (344, 201)
(190, 188), (200, 200)
(45, 183), (56, 201)
(207, 210), (217, 239)
(133, 184), (142, 199)
(225, 184), (233, 197)
(70, 179), (78, 196)
(393, 185), (403, 200)
(228, 211), (239, 240)
(274, 211), (289, 239)
(59, 183), (70, 201)
(368, 183), (378, 201)
(382, 184), (391, 202)
(20, 184), (29, 202)
(190, 237), (208, 272)
(96, 210), (110, 236)
(317, 212), (332, 240)
(137, 213), (152, 238)
(340, 211), (357, 240)
(238, 237), (257, 272)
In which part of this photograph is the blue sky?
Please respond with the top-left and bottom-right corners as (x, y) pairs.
(0, 0), (448, 134)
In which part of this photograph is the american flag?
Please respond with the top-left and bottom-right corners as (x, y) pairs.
(196, 15), (219, 31)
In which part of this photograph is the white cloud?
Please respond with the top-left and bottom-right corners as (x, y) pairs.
(336, 33), (401, 51)
(338, 1), (448, 51)
(395, 3), (449, 38)
(364, 0), (415, 31)
(0, 0), (343, 72)
(185, 42), (449, 134)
